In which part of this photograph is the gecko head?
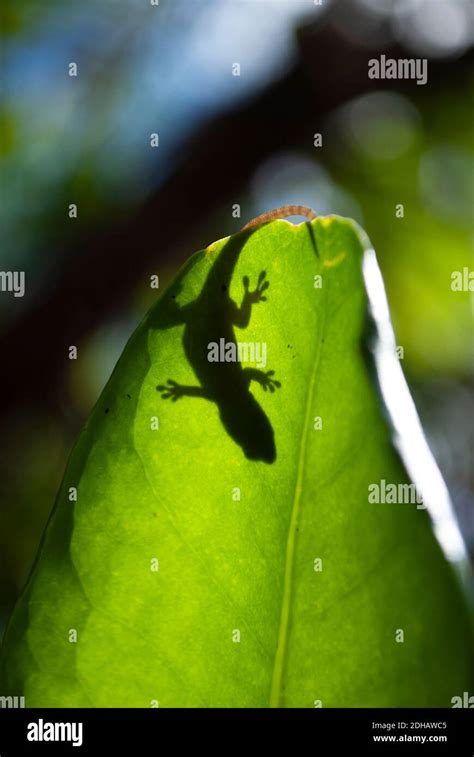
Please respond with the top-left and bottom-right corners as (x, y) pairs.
(219, 393), (276, 464)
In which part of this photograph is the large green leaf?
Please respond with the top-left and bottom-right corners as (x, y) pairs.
(1, 216), (472, 707)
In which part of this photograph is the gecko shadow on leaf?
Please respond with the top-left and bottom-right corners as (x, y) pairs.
(151, 230), (280, 463)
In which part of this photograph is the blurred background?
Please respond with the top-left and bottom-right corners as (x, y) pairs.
(1, 0), (473, 641)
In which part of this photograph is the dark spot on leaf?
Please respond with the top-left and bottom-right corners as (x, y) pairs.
(127, 394), (131, 399)
(105, 408), (109, 414)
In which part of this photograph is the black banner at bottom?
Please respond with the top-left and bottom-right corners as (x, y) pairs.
(0, 707), (472, 754)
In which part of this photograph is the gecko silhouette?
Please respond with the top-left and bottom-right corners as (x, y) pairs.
(152, 229), (280, 463)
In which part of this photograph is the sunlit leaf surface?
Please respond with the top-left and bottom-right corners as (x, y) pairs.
(0, 217), (471, 707)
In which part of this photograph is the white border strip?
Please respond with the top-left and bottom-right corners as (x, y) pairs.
(361, 242), (471, 592)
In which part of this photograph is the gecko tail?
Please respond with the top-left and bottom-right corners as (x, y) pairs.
(242, 206), (317, 231)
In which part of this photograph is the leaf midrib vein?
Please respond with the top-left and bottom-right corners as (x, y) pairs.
(269, 293), (327, 708)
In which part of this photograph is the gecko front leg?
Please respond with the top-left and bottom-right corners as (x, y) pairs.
(156, 380), (211, 402)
